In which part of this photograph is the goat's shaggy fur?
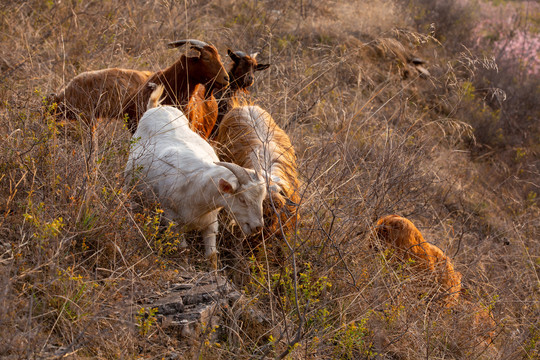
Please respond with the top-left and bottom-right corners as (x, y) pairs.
(185, 84), (219, 139)
(216, 105), (300, 238)
(374, 215), (462, 306)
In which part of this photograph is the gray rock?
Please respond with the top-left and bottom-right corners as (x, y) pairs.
(143, 272), (240, 340)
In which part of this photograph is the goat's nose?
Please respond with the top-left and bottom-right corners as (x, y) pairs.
(254, 225), (263, 233)
(224, 75), (230, 83)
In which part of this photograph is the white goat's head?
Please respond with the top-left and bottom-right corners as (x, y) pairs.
(216, 162), (266, 235)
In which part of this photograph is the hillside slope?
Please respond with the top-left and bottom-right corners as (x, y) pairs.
(0, 0), (538, 358)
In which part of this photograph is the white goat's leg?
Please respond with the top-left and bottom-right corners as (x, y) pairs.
(202, 220), (219, 269)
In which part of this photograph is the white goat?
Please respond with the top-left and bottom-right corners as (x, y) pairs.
(124, 86), (266, 267)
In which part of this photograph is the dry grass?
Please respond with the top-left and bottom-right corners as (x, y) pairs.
(0, 0), (538, 359)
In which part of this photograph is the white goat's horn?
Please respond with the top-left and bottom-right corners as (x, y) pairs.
(216, 162), (251, 186)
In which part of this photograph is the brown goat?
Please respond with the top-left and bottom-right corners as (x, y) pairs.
(209, 50), (270, 139)
(186, 49), (270, 139)
(122, 39), (229, 134)
(374, 215), (462, 306)
(49, 68), (152, 121)
(215, 105), (300, 238)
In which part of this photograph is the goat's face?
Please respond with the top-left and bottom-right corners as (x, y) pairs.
(194, 45), (229, 89)
(227, 50), (270, 90)
(219, 169), (266, 236)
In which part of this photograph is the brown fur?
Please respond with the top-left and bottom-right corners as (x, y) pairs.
(122, 43), (228, 134)
(51, 68), (152, 122)
(185, 84), (219, 138)
(375, 215), (462, 306)
(216, 105), (300, 238)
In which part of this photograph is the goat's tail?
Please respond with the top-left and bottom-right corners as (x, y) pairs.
(146, 83), (164, 110)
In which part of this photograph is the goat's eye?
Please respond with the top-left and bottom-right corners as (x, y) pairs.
(238, 197), (246, 205)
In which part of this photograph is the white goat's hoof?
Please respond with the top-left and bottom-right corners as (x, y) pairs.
(207, 252), (218, 271)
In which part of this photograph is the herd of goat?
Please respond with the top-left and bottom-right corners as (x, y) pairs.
(49, 39), (463, 306)
(50, 39), (299, 269)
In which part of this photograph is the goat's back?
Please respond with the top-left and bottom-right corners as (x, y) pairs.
(216, 105), (300, 236)
(133, 105), (218, 168)
(217, 105), (299, 192)
(217, 106), (283, 164)
(54, 68), (152, 120)
(375, 215), (462, 305)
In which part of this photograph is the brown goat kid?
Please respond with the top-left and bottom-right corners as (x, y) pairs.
(187, 49), (270, 139)
(374, 215), (462, 306)
(209, 50), (270, 139)
(49, 68), (152, 122)
(122, 39), (229, 133)
(216, 105), (300, 238)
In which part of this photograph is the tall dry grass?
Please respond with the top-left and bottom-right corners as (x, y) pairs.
(0, 0), (538, 359)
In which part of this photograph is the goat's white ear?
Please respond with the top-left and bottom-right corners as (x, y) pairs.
(218, 178), (235, 194)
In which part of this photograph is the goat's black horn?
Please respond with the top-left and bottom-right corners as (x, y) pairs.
(409, 57), (426, 65)
(233, 50), (248, 58)
(168, 39), (209, 49)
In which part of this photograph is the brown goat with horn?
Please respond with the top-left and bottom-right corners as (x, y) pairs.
(122, 39), (229, 133)
(49, 39), (229, 135)
(215, 105), (300, 238)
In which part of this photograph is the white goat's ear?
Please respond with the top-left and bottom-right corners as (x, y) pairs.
(219, 178), (235, 194)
